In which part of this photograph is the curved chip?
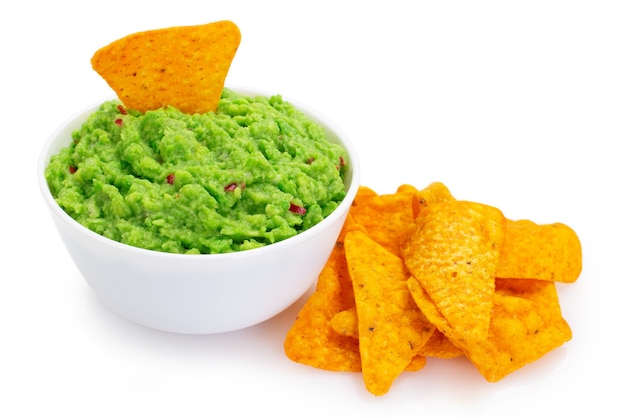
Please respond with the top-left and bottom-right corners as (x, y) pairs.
(283, 215), (365, 372)
(411, 181), (456, 218)
(92, 20), (241, 114)
(345, 230), (434, 396)
(464, 278), (572, 382)
(496, 219), (583, 283)
(403, 200), (506, 345)
(348, 184), (418, 256)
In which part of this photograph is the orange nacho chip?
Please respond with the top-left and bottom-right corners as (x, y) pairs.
(283, 216), (365, 372)
(403, 200), (507, 345)
(463, 278), (572, 382)
(91, 20), (241, 114)
(330, 307), (358, 338)
(496, 219), (583, 283)
(417, 329), (464, 359)
(345, 230), (434, 395)
(330, 308), (431, 370)
(412, 181), (456, 218)
(348, 184), (418, 256)
(405, 355), (428, 373)
(405, 276), (452, 342)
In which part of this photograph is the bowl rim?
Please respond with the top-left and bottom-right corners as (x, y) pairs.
(37, 86), (361, 260)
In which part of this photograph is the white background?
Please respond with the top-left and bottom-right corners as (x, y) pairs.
(2, 1), (624, 416)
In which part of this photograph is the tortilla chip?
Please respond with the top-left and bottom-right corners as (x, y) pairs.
(283, 217), (365, 371)
(330, 307), (433, 371)
(351, 185), (378, 204)
(330, 307), (358, 338)
(464, 278), (572, 382)
(349, 184), (418, 256)
(92, 20), (241, 114)
(496, 219), (582, 283)
(405, 277), (451, 340)
(496, 278), (572, 335)
(339, 279), (462, 362)
(405, 355), (428, 372)
(412, 182), (456, 218)
(345, 230), (434, 396)
(418, 329), (464, 359)
(403, 200), (507, 345)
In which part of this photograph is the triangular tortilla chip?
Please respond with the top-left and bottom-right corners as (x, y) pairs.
(330, 307), (430, 371)
(348, 185), (419, 257)
(345, 230), (434, 396)
(406, 277), (451, 341)
(417, 329), (464, 359)
(403, 200), (506, 345)
(283, 215), (365, 371)
(411, 181), (456, 218)
(496, 219), (583, 283)
(330, 307), (359, 338)
(92, 20), (241, 114)
(464, 278), (572, 381)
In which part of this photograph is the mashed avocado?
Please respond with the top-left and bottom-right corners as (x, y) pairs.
(45, 89), (348, 254)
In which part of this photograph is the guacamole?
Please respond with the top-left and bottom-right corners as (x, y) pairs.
(45, 89), (348, 254)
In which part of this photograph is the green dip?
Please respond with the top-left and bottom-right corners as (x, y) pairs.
(45, 89), (348, 254)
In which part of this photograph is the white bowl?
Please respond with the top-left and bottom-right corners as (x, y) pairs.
(37, 90), (360, 334)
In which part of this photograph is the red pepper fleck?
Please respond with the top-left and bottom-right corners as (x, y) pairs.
(306, 157), (315, 164)
(336, 155), (345, 169)
(166, 173), (175, 185)
(117, 104), (128, 115)
(289, 203), (307, 215)
(69, 165), (77, 174)
(224, 182), (245, 192)
(114, 118), (123, 126)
